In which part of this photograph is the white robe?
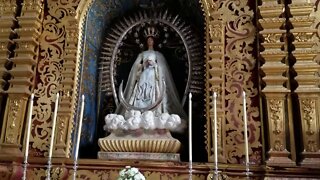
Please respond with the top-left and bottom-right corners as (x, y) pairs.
(116, 50), (187, 122)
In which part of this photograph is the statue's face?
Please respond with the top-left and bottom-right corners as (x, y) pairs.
(147, 37), (154, 47)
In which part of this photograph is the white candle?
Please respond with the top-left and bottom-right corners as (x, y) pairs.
(213, 92), (218, 167)
(188, 93), (192, 164)
(242, 91), (249, 165)
(74, 95), (85, 162)
(49, 93), (59, 159)
(24, 93), (34, 161)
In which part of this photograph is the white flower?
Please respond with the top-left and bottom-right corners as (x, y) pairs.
(119, 169), (126, 177)
(118, 166), (145, 180)
(134, 173), (146, 180)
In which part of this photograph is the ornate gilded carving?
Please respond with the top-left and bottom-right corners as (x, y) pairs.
(0, 0), (44, 156)
(290, 0), (320, 166)
(267, 98), (287, 153)
(0, 96), (28, 156)
(5, 99), (20, 144)
(0, 0), (16, 93)
(301, 99), (316, 135)
(28, 168), (207, 180)
(299, 96), (320, 156)
(201, 0), (225, 163)
(269, 99), (282, 135)
(202, 0), (260, 164)
(259, 0), (295, 166)
(31, 0), (80, 157)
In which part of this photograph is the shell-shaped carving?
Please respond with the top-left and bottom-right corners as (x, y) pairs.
(98, 138), (181, 153)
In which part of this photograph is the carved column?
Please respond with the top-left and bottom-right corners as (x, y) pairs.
(290, 0), (320, 166)
(0, 0), (16, 94)
(202, 0), (226, 163)
(54, 16), (79, 158)
(259, 0), (295, 166)
(0, 0), (43, 156)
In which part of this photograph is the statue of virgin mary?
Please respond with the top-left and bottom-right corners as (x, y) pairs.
(115, 27), (187, 131)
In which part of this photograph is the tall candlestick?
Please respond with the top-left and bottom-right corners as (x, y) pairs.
(188, 93), (192, 179)
(24, 93), (34, 160)
(73, 95), (85, 180)
(49, 93), (59, 159)
(242, 91), (249, 165)
(46, 93), (59, 180)
(213, 92), (218, 171)
(74, 95), (85, 162)
(22, 93), (34, 180)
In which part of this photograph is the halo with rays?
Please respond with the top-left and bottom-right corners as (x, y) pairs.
(99, 10), (203, 107)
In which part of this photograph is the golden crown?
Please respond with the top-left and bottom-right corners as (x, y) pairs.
(143, 27), (158, 38)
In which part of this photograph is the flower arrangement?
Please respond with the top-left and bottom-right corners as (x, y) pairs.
(117, 166), (146, 180)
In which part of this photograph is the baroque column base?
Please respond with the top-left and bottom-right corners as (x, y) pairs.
(266, 150), (296, 167)
(300, 152), (320, 167)
(0, 143), (23, 157)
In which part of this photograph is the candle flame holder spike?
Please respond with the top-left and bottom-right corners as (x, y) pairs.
(45, 158), (52, 180)
(188, 163), (192, 180)
(73, 160), (78, 180)
(22, 160), (28, 180)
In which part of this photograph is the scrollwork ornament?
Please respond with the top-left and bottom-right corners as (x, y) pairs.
(27, 0), (81, 157)
(5, 99), (21, 144)
(274, 139), (284, 151)
(301, 98), (316, 135)
(47, 0), (80, 21)
(269, 99), (282, 135)
(306, 140), (318, 152)
(221, 0), (260, 164)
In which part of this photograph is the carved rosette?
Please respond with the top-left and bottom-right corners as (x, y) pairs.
(0, 0), (43, 156)
(259, 0), (295, 166)
(290, 0), (320, 166)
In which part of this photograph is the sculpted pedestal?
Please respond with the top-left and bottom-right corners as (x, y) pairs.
(98, 129), (181, 161)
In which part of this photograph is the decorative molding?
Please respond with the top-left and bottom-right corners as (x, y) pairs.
(0, 0), (43, 156)
(259, 0), (295, 166)
(30, 0), (80, 157)
(299, 95), (320, 166)
(201, 0), (225, 163)
(202, 0), (260, 164)
(289, 0), (320, 166)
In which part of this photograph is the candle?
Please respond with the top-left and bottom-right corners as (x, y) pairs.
(24, 93), (34, 161)
(49, 93), (59, 159)
(242, 91), (249, 165)
(188, 93), (192, 164)
(213, 92), (218, 168)
(74, 95), (85, 162)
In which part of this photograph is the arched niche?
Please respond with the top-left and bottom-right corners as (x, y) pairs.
(75, 0), (206, 161)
